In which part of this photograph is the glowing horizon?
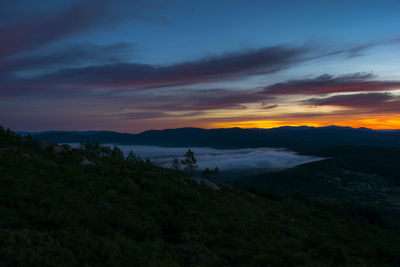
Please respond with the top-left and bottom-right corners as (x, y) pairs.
(1, 1), (400, 132)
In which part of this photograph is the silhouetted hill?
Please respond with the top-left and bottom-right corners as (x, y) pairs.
(30, 126), (400, 152)
(2, 127), (400, 265)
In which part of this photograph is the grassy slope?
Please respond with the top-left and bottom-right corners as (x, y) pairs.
(0, 129), (400, 266)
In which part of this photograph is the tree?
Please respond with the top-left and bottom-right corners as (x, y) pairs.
(136, 155), (144, 163)
(100, 146), (112, 158)
(79, 141), (85, 150)
(145, 158), (152, 165)
(126, 151), (138, 162)
(213, 167), (220, 180)
(202, 168), (212, 179)
(181, 149), (198, 176)
(202, 167), (220, 180)
(172, 158), (181, 171)
(111, 146), (124, 160)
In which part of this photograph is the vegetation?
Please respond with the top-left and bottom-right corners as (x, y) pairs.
(202, 167), (220, 180)
(235, 146), (400, 219)
(172, 158), (181, 171)
(1, 126), (400, 266)
(181, 149), (198, 176)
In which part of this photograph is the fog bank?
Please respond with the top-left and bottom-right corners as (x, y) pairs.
(70, 144), (323, 171)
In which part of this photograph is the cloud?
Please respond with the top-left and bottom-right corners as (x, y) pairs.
(0, 0), (167, 59)
(260, 104), (279, 109)
(126, 89), (273, 111)
(45, 45), (306, 88)
(90, 89), (273, 120)
(304, 93), (395, 107)
(304, 93), (400, 113)
(104, 111), (204, 120)
(171, 89), (273, 111)
(0, 0), (103, 58)
(0, 43), (135, 73)
(262, 73), (400, 95)
(0, 45), (307, 96)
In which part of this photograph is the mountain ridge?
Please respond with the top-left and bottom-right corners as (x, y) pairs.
(26, 126), (400, 153)
(20, 125), (400, 136)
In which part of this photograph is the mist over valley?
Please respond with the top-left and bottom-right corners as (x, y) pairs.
(67, 143), (323, 174)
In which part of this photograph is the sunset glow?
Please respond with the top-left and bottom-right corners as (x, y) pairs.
(212, 116), (400, 130)
(1, 1), (400, 132)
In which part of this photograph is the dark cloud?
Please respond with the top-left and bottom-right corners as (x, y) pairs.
(106, 111), (204, 120)
(344, 43), (376, 58)
(304, 93), (400, 113)
(317, 43), (377, 59)
(339, 38), (400, 58)
(175, 89), (273, 111)
(305, 38), (400, 60)
(107, 89), (272, 112)
(0, 45), (307, 96)
(0, 43), (135, 73)
(0, 0), (167, 59)
(261, 104), (279, 109)
(105, 111), (171, 120)
(0, 0), (103, 58)
(262, 73), (400, 95)
(304, 93), (396, 108)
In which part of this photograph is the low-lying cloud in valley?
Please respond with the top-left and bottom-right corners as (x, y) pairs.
(75, 144), (323, 172)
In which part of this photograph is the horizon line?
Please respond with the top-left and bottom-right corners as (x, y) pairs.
(10, 124), (400, 135)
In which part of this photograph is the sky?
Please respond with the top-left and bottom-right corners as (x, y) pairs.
(1, 0), (400, 132)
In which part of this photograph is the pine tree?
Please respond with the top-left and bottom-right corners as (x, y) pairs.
(181, 149), (198, 176)
(172, 158), (181, 171)
(127, 151), (138, 162)
(111, 146), (124, 160)
(213, 167), (220, 180)
(202, 168), (212, 179)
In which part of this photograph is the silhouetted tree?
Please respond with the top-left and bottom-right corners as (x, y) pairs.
(79, 141), (85, 150)
(145, 158), (152, 166)
(172, 158), (181, 171)
(127, 151), (138, 162)
(202, 168), (212, 179)
(202, 167), (220, 180)
(181, 149), (198, 176)
(100, 146), (112, 158)
(111, 146), (124, 160)
(136, 155), (144, 163)
(214, 167), (220, 180)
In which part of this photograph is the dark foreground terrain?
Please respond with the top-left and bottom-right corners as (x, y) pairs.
(1, 127), (400, 266)
(235, 146), (400, 221)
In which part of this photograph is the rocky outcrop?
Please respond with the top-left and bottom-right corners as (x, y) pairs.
(31, 139), (53, 150)
(80, 157), (95, 167)
(52, 146), (64, 154)
(191, 177), (220, 191)
(60, 144), (73, 151)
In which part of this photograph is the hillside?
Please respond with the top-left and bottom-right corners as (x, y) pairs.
(29, 126), (400, 152)
(236, 146), (400, 218)
(1, 127), (400, 266)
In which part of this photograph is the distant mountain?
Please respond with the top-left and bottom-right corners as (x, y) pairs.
(30, 126), (400, 152)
